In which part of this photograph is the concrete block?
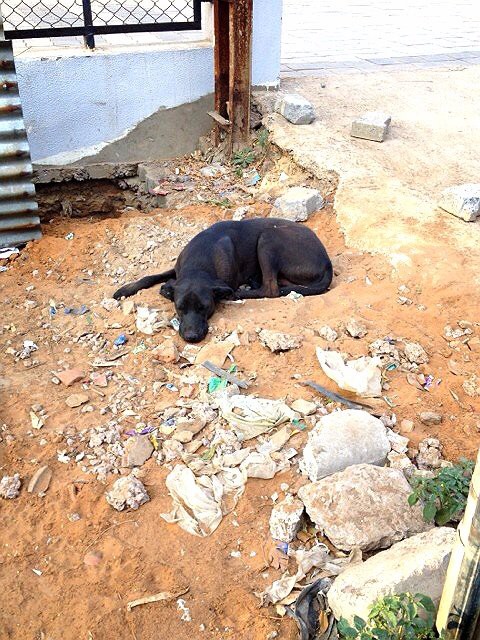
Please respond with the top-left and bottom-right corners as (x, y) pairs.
(438, 184), (480, 222)
(275, 93), (316, 125)
(327, 527), (455, 622)
(271, 186), (324, 222)
(351, 111), (392, 142)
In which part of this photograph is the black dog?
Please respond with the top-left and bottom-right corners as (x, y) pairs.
(113, 218), (332, 343)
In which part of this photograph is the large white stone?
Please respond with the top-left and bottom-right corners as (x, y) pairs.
(300, 410), (390, 481)
(351, 111), (391, 142)
(271, 187), (324, 222)
(298, 464), (430, 551)
(328, 527), (455, 622)
(438, 184), (480, 222)
(275, 93), (316, 125)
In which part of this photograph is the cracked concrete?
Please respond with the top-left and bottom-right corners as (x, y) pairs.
(259, 65), (480, 290)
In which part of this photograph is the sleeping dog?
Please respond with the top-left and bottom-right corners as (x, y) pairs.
(113, 218), (332, 343)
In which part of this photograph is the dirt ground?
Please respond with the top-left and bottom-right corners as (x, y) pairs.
(0, 151), (479, 640)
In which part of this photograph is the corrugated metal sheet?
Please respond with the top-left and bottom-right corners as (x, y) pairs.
(0, 16), (40, 248)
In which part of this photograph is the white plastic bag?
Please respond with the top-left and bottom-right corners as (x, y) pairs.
(218, 394), (296, 440)
(316, 348), (382, 397)
(161, 464), (246, 537)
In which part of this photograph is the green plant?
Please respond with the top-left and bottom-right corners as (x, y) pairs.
(337, 593), (438, 640)
(206, 197), (232, 209)
(232, 147), (256, 175)
(256, 127), (269, 150)
(408, 458), (474, 525)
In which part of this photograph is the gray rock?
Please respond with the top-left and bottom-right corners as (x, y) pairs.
(416, 437), (443, 470)
(300, 410), (390, 481)
(419, 412), (443, 426)
(404, 341), (429, 364)
(291, 399), (317, 416)
(317, 325), (338, 342)
(328, 527), (455, 622)
(269, 495), (305, 542)
(105, 475), (149, 511)
(298, 464), (430, 551)
(438, 184), (480, 222)
(345, 319), (367, 338)
(258, 329), (303, 352)
(121, 435), (154, 468)
(351, 111), (391, 142)
(271, 187), (324, 222)
(0, 473), (21, 499)
(275, 93), (316, 125)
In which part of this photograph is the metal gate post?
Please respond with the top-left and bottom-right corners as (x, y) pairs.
(81, 0), (95, 49)
(0, 10), (40, 248)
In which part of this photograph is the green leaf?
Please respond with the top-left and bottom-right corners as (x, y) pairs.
(337, 618), (358, 638)
(408, 492), (418, 506)
(435, 503), (460, 526)
(423, 500), (437, 522)
(415, 594), (436, 614)
(353, 616), (366, 631)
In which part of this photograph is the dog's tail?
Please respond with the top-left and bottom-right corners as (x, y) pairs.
(113, 268), (176, 299)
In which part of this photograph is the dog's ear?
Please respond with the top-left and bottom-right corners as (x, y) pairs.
(212, 282), (235, 301)
(160, 279), (176, 301)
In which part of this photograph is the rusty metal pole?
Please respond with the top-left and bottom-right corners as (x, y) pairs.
(229, 0), (252, 153)
(213, 0), (230, 146)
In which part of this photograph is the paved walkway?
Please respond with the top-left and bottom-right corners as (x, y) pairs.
(281, 0), (480, 75)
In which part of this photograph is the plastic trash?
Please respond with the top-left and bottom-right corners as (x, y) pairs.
(217, 394), (296, 440)
(316, 348), (382, 397)
(161, 464), (246, 537)
(114, 334), (128, 346)
(64, 304), (89, 316)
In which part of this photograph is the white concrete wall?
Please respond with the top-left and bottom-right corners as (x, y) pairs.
(15, 0), (282, 164)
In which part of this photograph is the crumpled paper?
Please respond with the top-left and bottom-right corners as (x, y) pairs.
(217, 394), (296, 440)
(135, 306), (169, 335)
(260, 544), (329, 604)
(316, 348), (382, 397)
(161, 464), (246, 536)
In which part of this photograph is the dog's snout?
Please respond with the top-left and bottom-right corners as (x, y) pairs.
(182, 329), (204, 343)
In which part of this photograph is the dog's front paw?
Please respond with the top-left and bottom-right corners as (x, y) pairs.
(113, 284), (134, 299)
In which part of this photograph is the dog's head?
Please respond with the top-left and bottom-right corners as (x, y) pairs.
(160, 278), (233, 343)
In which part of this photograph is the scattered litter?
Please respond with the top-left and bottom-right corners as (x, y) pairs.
(65, 232), (75, 240)
(0, 247), (19, 259)
(177, 598), (192, 622)
(32, 569), (42, 576)
(49, 300), (57, 316)
(161, 464), (246, 536)
(0, 473), (21, 499)
(202, 360), (249, 389)
(136, 306), (169, 335)
(289, 578), (333, 640)
(132, 341), (147, 354)
(18, 340), (38, 359)
(114, 334), (128, 347)
(316, 348), (382, 397)
(286, 291), (303, 301)
(218, 394), (296, 440)
(30, 410), (44, 430)
(195, 337), (237, 367)
(304, 380), (373, 410)
(27, 466), (52, 495)
(171, 317), (180, 332)
(127, 587), (189, 612)
(0, 266), (7, 272)
(56, 368), (84, 387)
(166, 383), (178, 392)
(65, 393), (89, 408)
(64, 304), (89, 316)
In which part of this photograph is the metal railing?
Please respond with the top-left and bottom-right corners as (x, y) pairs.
(2, 0), (203, 48)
